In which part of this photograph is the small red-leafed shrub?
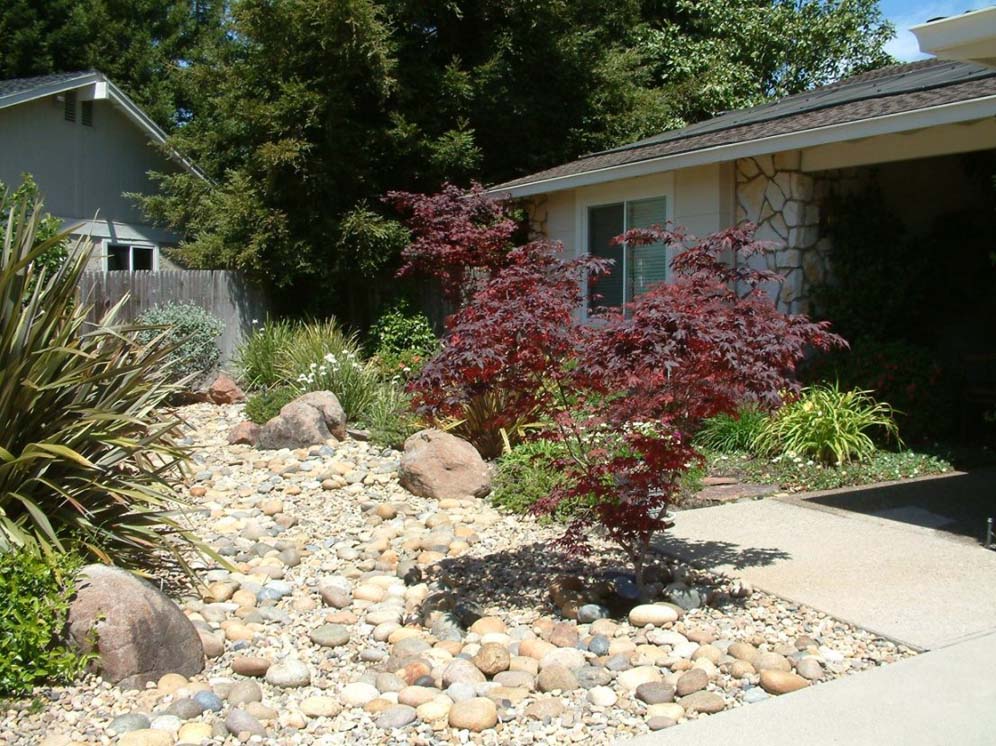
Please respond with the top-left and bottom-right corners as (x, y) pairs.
(410, 240), (608, 456)
(394, 187), (845, 592)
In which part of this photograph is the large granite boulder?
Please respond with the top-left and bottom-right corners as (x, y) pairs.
(399, 429), (491, 501)
(67, 564), (204, 689)
(257, 391), (346, 450)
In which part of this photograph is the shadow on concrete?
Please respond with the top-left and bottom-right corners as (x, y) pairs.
(804, 467), (996, 543)
(654, 535), (791, 571)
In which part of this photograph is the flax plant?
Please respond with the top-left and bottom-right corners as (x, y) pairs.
(0, 196), (204, 571)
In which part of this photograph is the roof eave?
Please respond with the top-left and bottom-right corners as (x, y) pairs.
(490, 93), (996, 198)
(0, 72), (102, 109)
(911, 8), (996, 66)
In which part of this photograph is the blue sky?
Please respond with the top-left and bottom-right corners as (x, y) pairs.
(881, 1), (993, 60)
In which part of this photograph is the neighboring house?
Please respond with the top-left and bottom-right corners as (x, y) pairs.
(489, 7), (996, 317)
(0, 70), (200, 272)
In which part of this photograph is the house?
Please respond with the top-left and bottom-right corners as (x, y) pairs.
(489, 7), (996, 319)
(0, 70), (200, 272)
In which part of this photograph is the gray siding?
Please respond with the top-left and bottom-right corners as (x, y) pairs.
(0, 95), (182, 251)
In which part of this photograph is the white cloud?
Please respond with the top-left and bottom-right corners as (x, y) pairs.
(884, 1), (994, 61)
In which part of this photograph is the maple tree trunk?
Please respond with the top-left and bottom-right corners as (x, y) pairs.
(629, 534), (654, 600)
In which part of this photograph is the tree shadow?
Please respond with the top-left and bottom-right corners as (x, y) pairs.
(803, 468), (996, 543)
(652, 535), (791, 572)
(427, 541), (629, 618)
(426, 534), (789, 619)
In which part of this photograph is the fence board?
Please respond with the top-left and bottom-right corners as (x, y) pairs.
(78, 270), (269, 364)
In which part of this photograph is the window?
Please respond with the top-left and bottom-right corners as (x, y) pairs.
(64, 91), (77, 122)
(106, 244), (156, 271)
(587, 196), (669, 311)
(81, 100), (93, 127)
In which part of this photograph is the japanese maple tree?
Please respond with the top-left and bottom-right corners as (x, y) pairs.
(410, 239), (608, 456)
(385, 182), (521, 302)
(395, 186), (844, 593)
(536, 224), (844, 589)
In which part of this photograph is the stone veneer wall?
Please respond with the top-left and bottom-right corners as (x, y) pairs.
(525, 195), (550, 240)
(735, 151), (831, 314)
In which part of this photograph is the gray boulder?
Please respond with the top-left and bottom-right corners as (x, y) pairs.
(399, 429), (491, 501)
(67, 564), (204, 689)
(257, 391), (346, 450)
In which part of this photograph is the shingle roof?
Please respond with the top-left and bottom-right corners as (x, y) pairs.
(0, 71), (98, 101)
(492, 59), (996, 192)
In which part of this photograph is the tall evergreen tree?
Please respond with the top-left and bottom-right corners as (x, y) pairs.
(0, 0), (223, 127)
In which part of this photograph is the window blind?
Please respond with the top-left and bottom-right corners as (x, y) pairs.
(626, 197), (669, 296)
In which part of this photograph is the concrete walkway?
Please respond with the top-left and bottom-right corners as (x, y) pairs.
(659, 486), (996, 650)
(622, 630), (996, 746)
(619, 479), (996, 745)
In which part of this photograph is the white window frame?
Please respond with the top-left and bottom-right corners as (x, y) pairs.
(574, 173), (674, 318)
(105, 242), (159, 272)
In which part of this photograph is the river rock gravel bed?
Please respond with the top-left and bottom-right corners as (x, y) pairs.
(1, 403), (916, 746)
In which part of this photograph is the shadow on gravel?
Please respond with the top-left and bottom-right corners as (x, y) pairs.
(653, 535), (791, 572)
(428, 541), (626, 617)
(426, 535), (781, 618)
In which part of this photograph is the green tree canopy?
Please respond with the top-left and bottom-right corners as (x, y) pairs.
(8, 0), (893, 321)
(0, 0), (222, 127)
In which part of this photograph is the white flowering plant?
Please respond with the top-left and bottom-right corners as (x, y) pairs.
(275, 319), (381, 420)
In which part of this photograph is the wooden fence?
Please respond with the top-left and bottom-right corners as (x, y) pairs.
(78, 270), (269, 364)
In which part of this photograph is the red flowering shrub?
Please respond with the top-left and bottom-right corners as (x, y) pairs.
(395, 186), (844, 592)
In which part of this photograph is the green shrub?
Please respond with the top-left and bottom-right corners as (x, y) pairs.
(754, 383), (900, 465)
(696, 406), (768, 453)
(361, 382), (423, 449)
(234, 318), (296, 390)
(805, 337), (953, 442)
(136, 302), (224, 383)
(491, 439), (591, 520)
(0, 549), (91, 695)
(244, 385), (298, 424)
(2, 175), (67, 280)
(236, 317), (390, 421)
(367, 300), (438, 380)
(368, 299), (437, 356)
(0, 196), (200, 568)
(276, 319), (381, 420)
